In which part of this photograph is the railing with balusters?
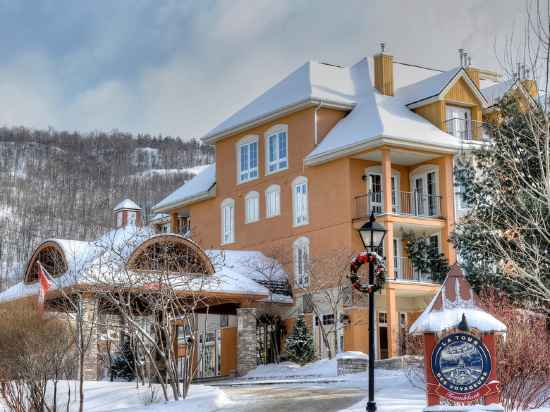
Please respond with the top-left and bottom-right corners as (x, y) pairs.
(354, 191), (441, 220)
(393, 256), (432, 283)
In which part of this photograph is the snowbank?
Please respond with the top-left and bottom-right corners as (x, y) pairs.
(0, 381), (230, 412)
(245, 358), (339, 379)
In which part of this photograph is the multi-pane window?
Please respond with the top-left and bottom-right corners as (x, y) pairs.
(265, 184), (281, 218)
(238, 136), (258, 183)
(128, 211), (137, 226)
(266, 126), (288, 174)
(294, 237), (310, 288)
(292, 176), (309, 226)
(245, 191), (260, 223)
(221, 198), (235, 244)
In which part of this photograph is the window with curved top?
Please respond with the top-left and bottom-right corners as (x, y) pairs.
(265, 184), (281, 218)
(237, 135), (259, 184)
(292, 176), (309, 226)
(293, 236), (310, 288)
(265, 125), (288, 174)
(26, 245), (67, 283)
(221, 198), (235, 244)
(245, 191), (260, 223)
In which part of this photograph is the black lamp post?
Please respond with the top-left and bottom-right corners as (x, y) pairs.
(357, 212), (386, 412)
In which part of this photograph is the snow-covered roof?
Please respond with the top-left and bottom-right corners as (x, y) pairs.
(409, 264), (506, 334)
(150, 213), (169, 223)
(0, 227), (292, 304)
(203, 60), (371, 143)
(305, 91), (463, 165)
(114, 199), (141, 211)
(152, 163), (216, 212)
(481, 79), (519, 107)
(395, 67), (462, 106)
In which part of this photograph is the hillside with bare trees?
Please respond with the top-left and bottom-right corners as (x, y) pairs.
(0, 127), (213, 289)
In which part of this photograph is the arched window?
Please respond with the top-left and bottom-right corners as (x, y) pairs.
(265, 184), (281, 218)
(128, 235), (214, 275)
(265, 124), (288, 174)
(25, 242), (68, 283)
(237, 135), (259, 183)
(293, 237), (310, 288)
(245, 191), (260, 223)
(221, 198), (235, 244)
(292, 176), (309, 226)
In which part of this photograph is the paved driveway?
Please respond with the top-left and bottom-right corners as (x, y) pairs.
(213, 384), (365, 412)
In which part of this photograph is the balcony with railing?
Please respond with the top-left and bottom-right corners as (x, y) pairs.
(393, 256), (432, 283)
(353, 191), (442, 220)
(444, 118), (494, 142)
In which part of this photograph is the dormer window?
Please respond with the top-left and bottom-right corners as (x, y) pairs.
(445, 106), (472, 140)
(266, 125), (288, 174)
(238, 136), (259, 184)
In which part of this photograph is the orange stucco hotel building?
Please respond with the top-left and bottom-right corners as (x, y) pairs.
(152, 47), (536, 374)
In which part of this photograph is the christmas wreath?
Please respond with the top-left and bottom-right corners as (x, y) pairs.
(349, 252), (386, 293)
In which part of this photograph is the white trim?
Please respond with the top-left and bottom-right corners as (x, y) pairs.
(244, 191), (260, 224)
(236, 135), (259, 185)
(201, 99), (353, 144)
(292, 176), (309, 227)
(410, 164), (440, 217)
(220, 198), (235, 245)
(265, 184), (281, 218)
(303, 135), (460, 167)
(293, 236), (310, 288)
(265, 124), (289, 176)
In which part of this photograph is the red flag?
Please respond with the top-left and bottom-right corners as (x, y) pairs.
(37, 261), (53, 306)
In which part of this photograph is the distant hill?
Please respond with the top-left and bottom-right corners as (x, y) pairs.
(0, 126), (213, 289)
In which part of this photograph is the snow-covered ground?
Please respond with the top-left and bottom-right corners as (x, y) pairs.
(0, 381), (229, 412)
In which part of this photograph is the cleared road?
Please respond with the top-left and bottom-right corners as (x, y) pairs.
(213, 384), (364, 412)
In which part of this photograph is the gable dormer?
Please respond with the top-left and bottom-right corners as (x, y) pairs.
(113, 199), (142, 228)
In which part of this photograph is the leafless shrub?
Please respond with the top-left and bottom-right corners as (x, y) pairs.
(480, 289), (550, 411)
(0, 300), (76, 412)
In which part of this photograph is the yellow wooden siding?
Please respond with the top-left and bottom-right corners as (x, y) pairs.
(444, 77), (479, 106)
(413, 101), (444, 129)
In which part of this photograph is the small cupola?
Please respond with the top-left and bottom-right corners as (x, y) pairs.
(113, 199), (142, 228)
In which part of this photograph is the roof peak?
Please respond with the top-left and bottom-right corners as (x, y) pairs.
(113, 199), (141, 211)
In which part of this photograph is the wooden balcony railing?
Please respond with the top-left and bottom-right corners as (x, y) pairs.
(354, 191), (442, 220)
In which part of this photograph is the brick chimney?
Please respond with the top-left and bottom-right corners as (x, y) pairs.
(373, 42), (394, 96)
(113, 199), (142, 228)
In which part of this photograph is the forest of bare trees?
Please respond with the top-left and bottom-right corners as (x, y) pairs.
(0, 126), (213, 289)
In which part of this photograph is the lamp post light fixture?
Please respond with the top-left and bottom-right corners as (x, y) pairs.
(357, 212), (386, 412)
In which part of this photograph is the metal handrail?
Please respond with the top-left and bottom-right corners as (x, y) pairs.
(444, 118), (493, 141)
(354, 191), (441, 219)
(393, 256), (432, 282)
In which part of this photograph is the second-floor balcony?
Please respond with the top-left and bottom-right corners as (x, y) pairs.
(393, 256), (432, 283)
(354, 191), (441, 220)
(444, 118), (493, 142)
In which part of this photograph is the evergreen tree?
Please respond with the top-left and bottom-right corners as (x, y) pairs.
(110, 341), (136, 381)
(405, 234), (450, 283)
(285, 315), (315, 365)
(453, 94), (550, 307)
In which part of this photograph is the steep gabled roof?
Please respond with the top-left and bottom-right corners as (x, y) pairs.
(395, 67), (488, 108)
(409, 264), (506, 334)
(203, 60), (371, 143)
(152, 163), (216, 212)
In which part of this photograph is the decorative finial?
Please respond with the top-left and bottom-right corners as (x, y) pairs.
(457, 313), (469, 331)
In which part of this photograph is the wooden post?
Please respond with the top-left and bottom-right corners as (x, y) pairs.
(482, 333), (501, 405)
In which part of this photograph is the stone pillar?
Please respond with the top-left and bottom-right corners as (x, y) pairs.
(81, 295), (100, 381)
(236, 306), (257, 376)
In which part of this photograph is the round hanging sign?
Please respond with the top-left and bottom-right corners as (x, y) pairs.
(431, 333), (492, 400)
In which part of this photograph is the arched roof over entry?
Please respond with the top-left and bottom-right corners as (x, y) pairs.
(127, 234), (215, 275)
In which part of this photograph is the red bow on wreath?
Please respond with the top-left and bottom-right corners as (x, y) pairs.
(349, 252), (386, 293)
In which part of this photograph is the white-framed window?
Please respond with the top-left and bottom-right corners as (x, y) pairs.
(221, 198), (235, 244)
(265, 184), (281, 218)
(292, 176), (309, 226)
(128, 211), (137, 226)
(293, 236), (310, 288)
(445, 105), (472, 140)
(245, 191), (260, 223)
(410, 165), (439, 217)
(237, 135), (259, 183)
(265, 125), (288, 174)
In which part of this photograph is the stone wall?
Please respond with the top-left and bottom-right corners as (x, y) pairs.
(236, 307), (257, 376)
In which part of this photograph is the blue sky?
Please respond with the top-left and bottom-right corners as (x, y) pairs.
(0, 0), (526, 139)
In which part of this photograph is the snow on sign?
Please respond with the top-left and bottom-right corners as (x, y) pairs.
(430, 332), (497, 402)
(409, 264), (506, 411)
